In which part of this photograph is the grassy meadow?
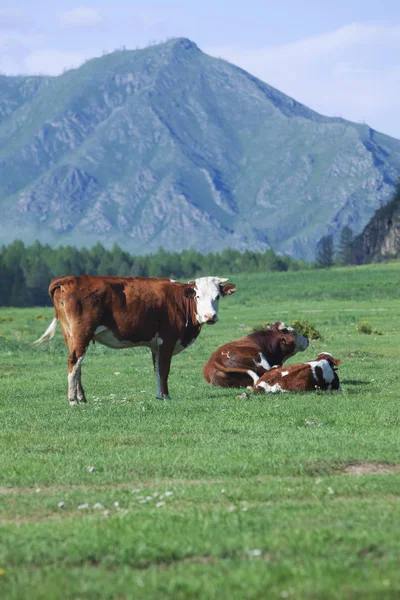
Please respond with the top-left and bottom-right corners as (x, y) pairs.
(0, 262), (400, 599)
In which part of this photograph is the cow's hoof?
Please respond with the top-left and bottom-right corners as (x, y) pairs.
(157, 394), (172, 401)
(69, 400), (79, 406)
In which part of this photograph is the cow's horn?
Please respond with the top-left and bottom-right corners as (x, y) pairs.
(219, 278), (229, 283)
(187, 280), (195, 285)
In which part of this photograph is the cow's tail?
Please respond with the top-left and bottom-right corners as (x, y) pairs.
(33, 312), (58, 345)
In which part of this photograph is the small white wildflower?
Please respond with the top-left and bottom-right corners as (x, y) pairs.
(93, 503), (103, 509)
(58, 501), (66, 509)
(248, 549), (262, 557)
(136, 578), (144, 587)
(221, 488), (226, 494)
(281, 591), (289, 599)
(109, 393), (116, 397)
(103, 510), (109, 517)
(35, 488), (41, 493)
(114, 372), (121, 375)
(241, 507), (248, 512)
(153, 492), (159, 497)
(315, 478), (322, 484)
(159, 494), (164, 500)
(87, 466), (95, 472)
(156, 501), (165, 508)
(165, 491), (173, 497)
(78, 503), (89, 510)
(227, 505), (236, 512)
(139, 499), (147, 504)
(113, 501), (120, 507)
(328, 487), (335, 495)
(146, 496), (153, 501)
(131, 489), (141, 494)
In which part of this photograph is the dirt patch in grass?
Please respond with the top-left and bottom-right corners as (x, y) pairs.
(343, 463), (400, 475)
(302, 461), (400, 477)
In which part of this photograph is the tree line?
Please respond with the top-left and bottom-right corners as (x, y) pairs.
(0, 241), (308, 307)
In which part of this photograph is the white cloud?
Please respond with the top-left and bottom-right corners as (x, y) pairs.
(206, 23), (400, 138)
(60, 7), (102, 28)
(24, 50), (89, 75)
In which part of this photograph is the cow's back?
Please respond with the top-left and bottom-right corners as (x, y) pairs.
(49, 275), (188, 346)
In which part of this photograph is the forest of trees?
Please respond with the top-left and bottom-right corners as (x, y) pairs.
(0, 241), (309, 307)
(0, 217), (389, 307)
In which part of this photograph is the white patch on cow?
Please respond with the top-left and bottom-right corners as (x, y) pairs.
(246, 370), (260, 385)
(307, 360), (335, 384)
(257, 381), (285, 393)
(278, 322), (295, 334)
(254, 352), (271, 371)
(192, 276), (225, 325)
(222, 351), (231, 359)
(281, 371), (289, 377)
(172, 337), (197, 356)
(94, 326), (135, 349)
(68, 353), (85, 404)
(94, 327), (161, 350)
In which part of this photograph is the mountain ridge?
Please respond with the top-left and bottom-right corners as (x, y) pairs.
(1, 37), (400, 260)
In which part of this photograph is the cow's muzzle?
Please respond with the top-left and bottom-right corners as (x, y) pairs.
(296, 335), (309, 351)
(204, 314), (218, 325)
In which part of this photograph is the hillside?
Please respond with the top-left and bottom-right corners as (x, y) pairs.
(1, 38), (400, 260)
(353, 186), (400, 262)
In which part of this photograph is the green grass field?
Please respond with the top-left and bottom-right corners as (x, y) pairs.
(1, 263), (400, 599)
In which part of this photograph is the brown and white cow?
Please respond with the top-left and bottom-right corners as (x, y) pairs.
(34, 275), (236, 404)
(203, 321), (309, 388)
(253, 352), (341, 393)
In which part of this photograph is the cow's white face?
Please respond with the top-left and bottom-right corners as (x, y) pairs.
(191, 277), (236, 325)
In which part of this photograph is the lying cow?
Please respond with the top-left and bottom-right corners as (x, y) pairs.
(253, 352), (341, 393)
(34, 275), (236, 403)
(203, 321), (309, 388)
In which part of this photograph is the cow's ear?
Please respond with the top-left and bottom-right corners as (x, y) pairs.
(332, 357), (341, 366)
(184, 285), (196, 299)
(220, 283), (236, 296)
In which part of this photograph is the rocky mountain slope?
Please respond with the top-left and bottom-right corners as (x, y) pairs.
(1, 38), (400, 260)
(353, 186), (400, 262)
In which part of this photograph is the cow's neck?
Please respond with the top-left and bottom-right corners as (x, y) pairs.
(181, 297), (201, 347)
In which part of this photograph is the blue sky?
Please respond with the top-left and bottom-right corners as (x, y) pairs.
(1, 1), (399, 138)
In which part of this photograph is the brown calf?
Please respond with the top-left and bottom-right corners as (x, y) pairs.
(253, 352), (341, 393)
(34, 275), (236, 403)
(203, 321), (309, 388)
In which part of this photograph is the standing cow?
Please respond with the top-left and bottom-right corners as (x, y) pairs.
(34, 275), (236, 403)
(203, 321), (309, 388)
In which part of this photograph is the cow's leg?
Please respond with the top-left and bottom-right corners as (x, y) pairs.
(158, 345), (173, 400)
(68, 348), (87, 405)
(151, 348), (162, 399)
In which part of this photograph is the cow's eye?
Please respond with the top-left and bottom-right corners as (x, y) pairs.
(216, 294), (220, 301)
(196, 295), (200, 300)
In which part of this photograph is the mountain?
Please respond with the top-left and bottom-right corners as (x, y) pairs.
(1, 37), (400, 261)
(353, 186), (400, 262)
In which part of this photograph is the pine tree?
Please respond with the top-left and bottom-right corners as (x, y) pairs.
(316, 235), (334, 268)
(336, 226), (354, 265)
